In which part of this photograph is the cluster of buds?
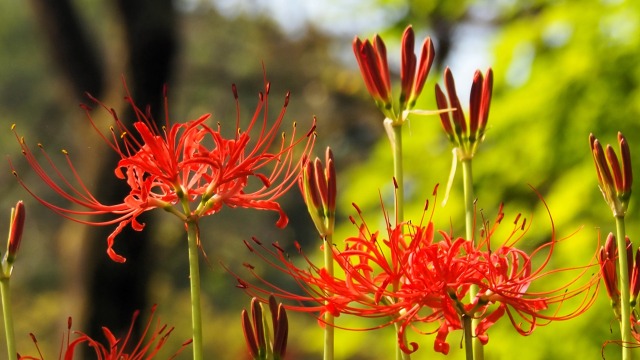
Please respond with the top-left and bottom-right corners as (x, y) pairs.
(352, 25), (435, 124)
(241, 295), (288, 360)
(590, 132), (632, 217)
(1, 201), (25, 279)
(435, 67), (494, 161)
(598, 233), (639, 320)
(298, 147), (336, 238)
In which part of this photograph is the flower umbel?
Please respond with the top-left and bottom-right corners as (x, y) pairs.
(233, 194), (600, 355)
(11, 79), (315, 262)
(298, 147), (336, 238)
(242, 295), (289, 360)
(19, 305), (191, 360)
(590, 132), (632, 217)
(353, 25), (435, 124)
(435, 67), (494, 161)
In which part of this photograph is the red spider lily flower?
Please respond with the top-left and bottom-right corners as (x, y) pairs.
(242, 295), (288, 360)
(298, 147), (336, 238)
(353, 25), (435, 123)
(230, 192), (600, 355)
(590, 132), (632, 217)
(435, 67), (493, 160)
(229, 195), (479, 354)
(19, 305), (192, 360)
(11, 78), (315, 263)
(470, 204), (600, 347)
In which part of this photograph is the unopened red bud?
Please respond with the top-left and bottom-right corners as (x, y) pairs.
(631, 247), (640, 305)
(6, 201), (25, 264)
(619, 132), (632, 194)
(600, 233), (619, 304)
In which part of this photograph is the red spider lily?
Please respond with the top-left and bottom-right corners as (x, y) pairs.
(435, 67), (493, 160)
(230, 193), (600, 355)
(353, 25), (435, 122)
(11, 78), (315, 262)
(19, 305), (192, 360)
(589, 132), (632, 217)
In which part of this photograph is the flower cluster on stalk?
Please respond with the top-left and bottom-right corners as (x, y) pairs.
(590, 132), (632, 217)
(242, 295), (289, 360)
(232, 192), (600, 354)
(19, 305), (191, 360)
(352, 25), (435, 125)
(435, 67), (493, 161)
(11, 78), (315, 262)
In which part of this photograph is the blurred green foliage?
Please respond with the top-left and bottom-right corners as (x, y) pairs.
(338, 0), (640, 358)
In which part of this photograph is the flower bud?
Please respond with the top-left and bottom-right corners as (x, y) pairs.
(242, 295), (288, 360)
(5, 201), (25, 266)
(435, 67), (493, 160)
(354, 25), (435, 123)
(590, 132), (633, 217)
(298, 148), (336, 238)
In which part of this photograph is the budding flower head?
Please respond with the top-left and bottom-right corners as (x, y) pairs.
(3, 201), (25, 268)
(590, 132), (632, 217)
(599, 233), (638, 319)
(242, 295), (288, 360)
(298, 147), (336, 238)
(600, 233), (621, 313)
(435, 67), (494, 160)
(353, 25), (435, 124)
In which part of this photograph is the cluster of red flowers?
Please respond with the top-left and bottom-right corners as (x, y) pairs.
(11, 78), (315, 263)
(232, 192), (600, 354)
(19, 305), (191, 360)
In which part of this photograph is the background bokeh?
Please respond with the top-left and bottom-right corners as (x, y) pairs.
(1, 0), (640, 358)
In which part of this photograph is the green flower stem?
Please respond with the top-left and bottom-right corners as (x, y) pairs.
(615, 215), (632, 360)
(393, 321), (411, 360)
(462, 315), (474, 360)
(461, 158), (482, 360)
(186, 220), (204, 360)
(387, 121), (404, 224)
(393, 125), (404, 223)
(0, 277), (15, 360)
(386, 120), (406, 360)
(323, 234), (334, 360)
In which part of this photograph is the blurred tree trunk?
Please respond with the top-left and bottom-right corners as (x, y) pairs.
(28, 0), (177, 351)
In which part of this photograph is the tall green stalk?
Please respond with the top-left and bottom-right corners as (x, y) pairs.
(462, 315), (474, 360)
(0, 277), (15, 360)
(186, 220), (203, 360)
(388, 121), (405, 224)
(461, 158), (481, 360)
(387, 121), (410, 360)
(615, 216), (633, 360)
(392, 321), (411, 360)
(323, 234), (334, 360)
